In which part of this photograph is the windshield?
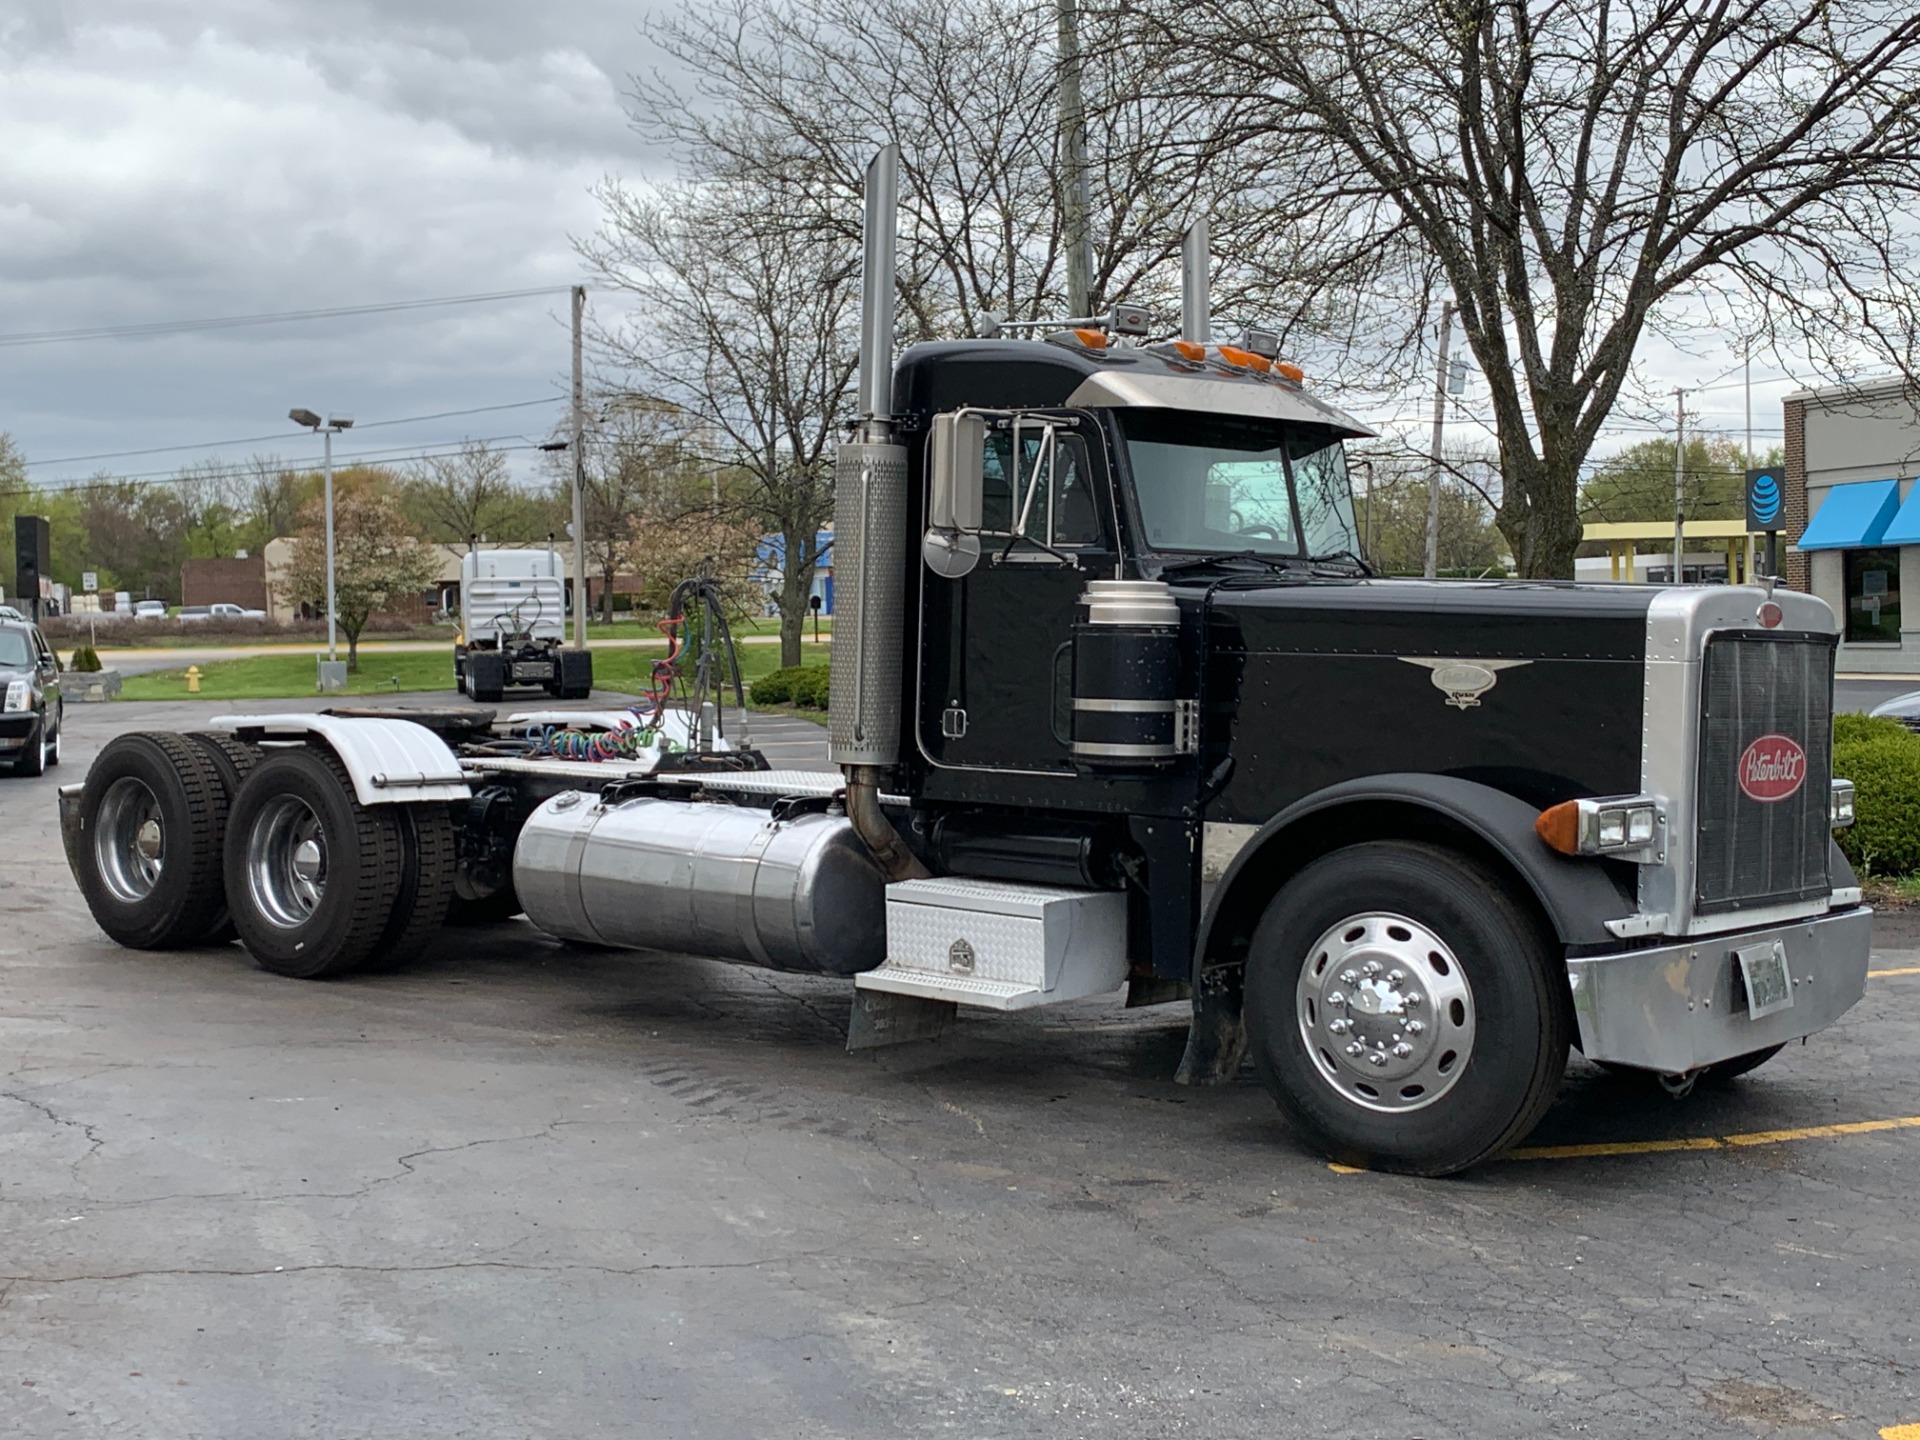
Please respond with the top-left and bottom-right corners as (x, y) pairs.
(1118, 410), (1360, 559)
(0, 631), (32, 668)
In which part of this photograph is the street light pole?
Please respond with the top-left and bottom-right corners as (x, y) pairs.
(1423, 301), (1456, 579)
(1671, 387), (1688, 585)
(289, 408), (353, 664)
(322, 425), (337, 661)
(571, 285), (588, 647)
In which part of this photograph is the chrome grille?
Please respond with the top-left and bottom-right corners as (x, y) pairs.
(1694, 632), (1834, 915)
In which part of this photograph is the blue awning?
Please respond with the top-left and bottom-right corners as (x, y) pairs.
(1797, 478), (1902, 550)
(1877, 482), (1920, 545)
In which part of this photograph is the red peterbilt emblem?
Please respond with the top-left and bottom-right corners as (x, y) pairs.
(1737, 734), (1806, 802)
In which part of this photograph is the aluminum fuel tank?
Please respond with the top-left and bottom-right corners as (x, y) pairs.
(513, 792), (886, 974)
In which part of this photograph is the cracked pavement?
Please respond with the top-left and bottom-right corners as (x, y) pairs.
(2, 698), (1917, 1437)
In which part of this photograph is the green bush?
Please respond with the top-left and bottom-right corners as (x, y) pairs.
(790, 666), (830, 709)
(1835, 715), (1920, 875)
(751, 664), (829, 709)
(70, 645), (103, 673)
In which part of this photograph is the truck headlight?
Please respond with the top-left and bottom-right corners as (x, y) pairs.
(2, 680), (27, 713)
(1831, 779), (1856, 830)
(1536, 795), (1664, 860)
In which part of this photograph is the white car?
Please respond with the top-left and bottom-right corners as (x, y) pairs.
(178, 603), (268, 622)
(132, 600), (169, 620)
(0, 605), (24, 624)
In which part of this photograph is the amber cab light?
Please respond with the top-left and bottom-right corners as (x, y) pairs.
(1275, 361), (1305, 383)
(1216, 345), (1272, 372)
(1536, 801), (1581, 856)
(1173, 340), (1206, 363)
(1072, 327), (1110, 350)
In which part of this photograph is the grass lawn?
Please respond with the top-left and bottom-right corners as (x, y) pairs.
(117, 638), (829, 702)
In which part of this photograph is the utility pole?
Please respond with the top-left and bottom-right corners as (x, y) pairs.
(1671, 387), (1688, 585)
(1423, 301), (1456, 579)
(323, 426), (337, 660)
(570, 285), (588, 648)
(1056, 0), (1093, 318)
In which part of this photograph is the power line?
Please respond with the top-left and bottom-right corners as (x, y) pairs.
(0, 286), (573, 348)
(30, 439), (556, 496)
(21, 397), (564, 469)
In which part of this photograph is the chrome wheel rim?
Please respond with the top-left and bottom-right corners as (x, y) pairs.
(247, 795), (328, 928)
(95, 777), (164, 901)
(1296, 911), (1477, 1113)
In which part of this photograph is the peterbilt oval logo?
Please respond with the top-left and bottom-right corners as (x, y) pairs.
(1738, 734), (1807, 802)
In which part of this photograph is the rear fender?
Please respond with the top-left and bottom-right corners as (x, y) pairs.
(213, 713), (471, 807)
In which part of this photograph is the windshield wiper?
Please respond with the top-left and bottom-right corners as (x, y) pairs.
(1306, 548), (1374, 576)
(1156, 550), (1299, 578)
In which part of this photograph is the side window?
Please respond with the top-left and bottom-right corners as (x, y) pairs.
(34, 630), (53, 668)
(979, 426), (1101, 548)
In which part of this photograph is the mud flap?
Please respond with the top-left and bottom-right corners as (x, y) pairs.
(1174, 962), (1247, 1085)
(847, 989), (956, 1051)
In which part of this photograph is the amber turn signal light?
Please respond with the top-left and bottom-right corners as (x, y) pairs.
(1536, 800), (1580, 855)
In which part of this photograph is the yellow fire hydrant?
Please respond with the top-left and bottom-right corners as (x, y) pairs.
(185, 665), (202, 694)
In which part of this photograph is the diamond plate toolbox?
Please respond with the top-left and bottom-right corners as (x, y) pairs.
(881, 877), (1127, 999)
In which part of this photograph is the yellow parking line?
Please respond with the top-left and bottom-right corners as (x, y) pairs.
(1870, 966), (1920, 978)
(1513, 1115), (1920, 1162)
(1879, 1425), (1920, 1439)
(1326, 1114), (1920, 1171)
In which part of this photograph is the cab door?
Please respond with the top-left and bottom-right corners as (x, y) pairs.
(917, 410), (1117, 773)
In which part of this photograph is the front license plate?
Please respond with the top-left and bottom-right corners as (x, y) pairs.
(1735, 940), (1794, 1019)
(512, 662), (554, 681)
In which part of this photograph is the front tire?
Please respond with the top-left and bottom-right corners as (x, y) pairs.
(224, 746), (405, 978)
(1244, 840), (1570, 1176)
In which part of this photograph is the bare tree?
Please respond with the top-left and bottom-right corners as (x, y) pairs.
(580, 180), (859, 666)
(565, 399), (710, 624)
(1129, 0), (1920, 576)
(405, 441), (520, 544)
(626, 0), (1251, 338)
(242, 456), (311, 548)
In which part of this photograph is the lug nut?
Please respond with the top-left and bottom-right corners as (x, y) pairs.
(1345, 1042), (1364, 1057)
(1363, 961), (1382, 976)
(1327, 1018), (1349, 1035)
(1405, 1020), (1424, 1036)
(1367, 1051), (1388, 1067)
(1326, 990), (1346, 1007)
(1392, 1043), (1414, 1058)
(1340, 970), (1359, 986)
(1387, 969), (1404, 985)
(1405, 992), (1423, 1007)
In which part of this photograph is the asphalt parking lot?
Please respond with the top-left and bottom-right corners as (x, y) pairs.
(4, 697), (1919, 1439)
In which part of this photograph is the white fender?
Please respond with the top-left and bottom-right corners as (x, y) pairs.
(212, 713), (471, 806)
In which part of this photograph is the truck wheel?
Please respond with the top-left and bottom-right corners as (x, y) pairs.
(468, 652), (504, 704)
(183, 732), (263, 944)
(74, 732), (230, 949)
(1243, 840), (1570, 1176)
(362, 804), (459, 972)
(224, 746), (404, 979)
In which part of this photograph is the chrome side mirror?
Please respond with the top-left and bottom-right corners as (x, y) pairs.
(925, 411), (986, 578)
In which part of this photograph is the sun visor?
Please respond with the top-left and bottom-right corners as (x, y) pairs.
(1063, 370), (1376, 439)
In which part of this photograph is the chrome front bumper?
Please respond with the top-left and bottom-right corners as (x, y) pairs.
(1566, 905), (1872, 1073)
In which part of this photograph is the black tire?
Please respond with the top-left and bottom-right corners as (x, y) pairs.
(183, 732), (263, 945)
(1243, 840), (1571, 1176)
(361, 804), (459, 972)
(223, 746), (405, 979)
(558, 649), (593, 701)
(468, 652), (504, 705)
(16, 713), (47, 777)
(74, 732), (230, 949)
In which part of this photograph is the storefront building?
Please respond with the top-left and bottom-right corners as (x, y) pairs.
(1784, 377), (1920, 673)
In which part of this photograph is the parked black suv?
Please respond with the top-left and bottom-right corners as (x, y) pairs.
(0, 619), (63, 776)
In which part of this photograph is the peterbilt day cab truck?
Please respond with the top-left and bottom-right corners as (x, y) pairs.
(453, 544), (592, 703)
(58, 150), (1870, 1174)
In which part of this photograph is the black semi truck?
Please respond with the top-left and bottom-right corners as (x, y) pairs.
(59, 148), (1869, 1174)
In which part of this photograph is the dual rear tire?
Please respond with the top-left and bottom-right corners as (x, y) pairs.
(74, 732), (459, 978)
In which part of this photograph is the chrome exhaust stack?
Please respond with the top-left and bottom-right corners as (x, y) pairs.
(1180, 218), (1210, 344)
(831, 144), (927, 881)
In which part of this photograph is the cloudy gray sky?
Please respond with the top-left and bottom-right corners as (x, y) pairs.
(1, 0), (1796, 496)
(1, 0), (670, 488)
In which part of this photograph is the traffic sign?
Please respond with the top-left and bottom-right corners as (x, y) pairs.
(82, 571), (98, 593)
